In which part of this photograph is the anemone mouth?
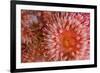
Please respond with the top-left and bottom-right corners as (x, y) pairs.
(59, 30), (80, 53)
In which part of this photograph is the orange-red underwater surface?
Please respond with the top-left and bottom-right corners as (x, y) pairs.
(21, 10), (90, 63)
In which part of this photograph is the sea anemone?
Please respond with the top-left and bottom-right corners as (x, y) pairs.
(42, 12), (90, 61)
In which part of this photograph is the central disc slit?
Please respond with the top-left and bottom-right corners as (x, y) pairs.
(60, 30), (78, 52)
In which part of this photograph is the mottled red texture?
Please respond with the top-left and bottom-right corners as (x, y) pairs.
(21, 10), (90, 63)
